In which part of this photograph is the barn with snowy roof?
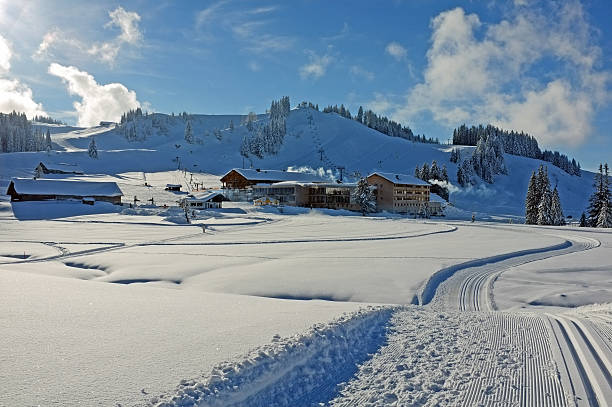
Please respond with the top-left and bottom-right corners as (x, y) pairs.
(6, 178), (123, 205)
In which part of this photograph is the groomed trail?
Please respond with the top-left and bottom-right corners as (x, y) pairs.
(148, 224), (611, 407)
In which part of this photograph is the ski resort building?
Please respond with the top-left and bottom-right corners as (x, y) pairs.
(5, 178), (123, 205)
(251, 182), (359, 211)
(366, 172), (433, 214)
(220, 168), (327, 190)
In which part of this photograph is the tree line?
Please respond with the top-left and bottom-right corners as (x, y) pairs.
(240, 96), (290, 159)
(320, 103), (438, 144)
(452, 134), (507, 186)
(0, 111), (52, 153)
(453, 124), (581, 176)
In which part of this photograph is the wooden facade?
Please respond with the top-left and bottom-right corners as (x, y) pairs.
(367, 173), (431, 214)
(6, 179), (123, 205)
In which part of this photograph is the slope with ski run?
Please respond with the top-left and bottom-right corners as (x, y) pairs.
(1, 107), (596, 217)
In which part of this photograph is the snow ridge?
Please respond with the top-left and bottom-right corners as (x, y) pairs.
(149, 306), (394, 407)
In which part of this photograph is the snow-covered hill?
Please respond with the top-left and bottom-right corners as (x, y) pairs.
(0, 107), (595, 218)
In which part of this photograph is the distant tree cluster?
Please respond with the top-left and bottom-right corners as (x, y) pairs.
(457, 135), (507, 185)
(0, 111), (52, 153)
(240, 97), (290, 159)
(415, 160), (449, 201)
(32, 115), (65, 125)
(525, 165), (565, 226)
(584, 163), (612, 228)
(452, 124), (580, 176)
(319, 103), (438, 144)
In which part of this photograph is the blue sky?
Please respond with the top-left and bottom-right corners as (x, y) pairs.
(0, 0), (610, 170)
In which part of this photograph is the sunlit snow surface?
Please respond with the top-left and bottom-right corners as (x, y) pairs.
(0, 115), (610, 406)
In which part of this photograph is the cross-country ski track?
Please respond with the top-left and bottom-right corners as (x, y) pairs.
(144, 224), (611, 407)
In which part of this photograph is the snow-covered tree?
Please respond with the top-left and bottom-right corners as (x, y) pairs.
(228, 120), (234, 132)
(88, 137), (98, 159)
(441, 165), (449, 183)
(537, 185), (552, 226)
(550, 186), (565, 226)
(45, 129), (52, 151)
(596, 199), (612, 228)
(184, 120), (193, 144)
(353, 178), (376, 215)
(420, 163), (430, 181)
(525, 171), (539, 224)
(430, 160), (440, 181)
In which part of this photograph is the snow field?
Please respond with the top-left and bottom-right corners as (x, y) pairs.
(150, 307), (394, 407)
(0, 270), (366, 407)
(328, 309), (568, 407)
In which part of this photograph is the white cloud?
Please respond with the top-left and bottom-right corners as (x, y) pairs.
(107, 6), (142, 44)
(88, 6), (143, 65)
(349, 65), (374, 81)
(35, 7), (142, 66)
(48, 63), (140, 127)
(0, 35), (12, 73)
(385, 42), (407, 60)
(395, 2), (610, 146)
(0, 35), (46, 117)
(195, 2), (293, 54)
(366, 93), (394, 114)
(299, 51), (333, 80)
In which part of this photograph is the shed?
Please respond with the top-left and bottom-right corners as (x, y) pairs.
(165, 184), (182, 191)
(6, 178), (123, 205)
(181, 191), (225, 209)
(35, 162), (83, 176)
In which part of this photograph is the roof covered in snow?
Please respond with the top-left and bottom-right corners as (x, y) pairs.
(254, 181), (357, 188)
(368, 172), (430, 186)
(429, 193), (447, 203)
(223, 168), (327, 183)
(37, 162), (83, 174)
(186, 191), (224, 202)
(7, 178), (123, 197)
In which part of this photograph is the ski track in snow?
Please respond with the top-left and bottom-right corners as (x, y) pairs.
(141, 225), (612, 407)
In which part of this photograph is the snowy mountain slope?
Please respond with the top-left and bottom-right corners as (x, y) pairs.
(0, 107), (596, 217)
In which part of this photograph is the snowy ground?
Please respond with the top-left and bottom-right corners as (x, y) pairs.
(1, 168), (611, 405)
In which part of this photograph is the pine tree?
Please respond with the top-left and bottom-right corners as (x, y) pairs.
(356, 106), (363, 123)
(421, 163), (430, 181)
(596, 199), (612, 228)
(536, 170), (553, 225)
(594, 163), (612, 227)
(587, 164), (605, 226)
(550, 186), (565, 226)
(579, 212), (587, 227)
(88, 137), (98, 159)
(45, 129), (52, 151)
(441, 165), (449, 183)
(184, 121), (193, 143)
(430, 160), (440, 180)
(525, 171), (539, 224)
(229, 120), (234, 131)
(353, 178), (376, 215)
(414, 165), (421, 179)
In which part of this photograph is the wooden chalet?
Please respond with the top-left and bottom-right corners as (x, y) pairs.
(6, 178), (123, 205)
(220, 168), (326, 190)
